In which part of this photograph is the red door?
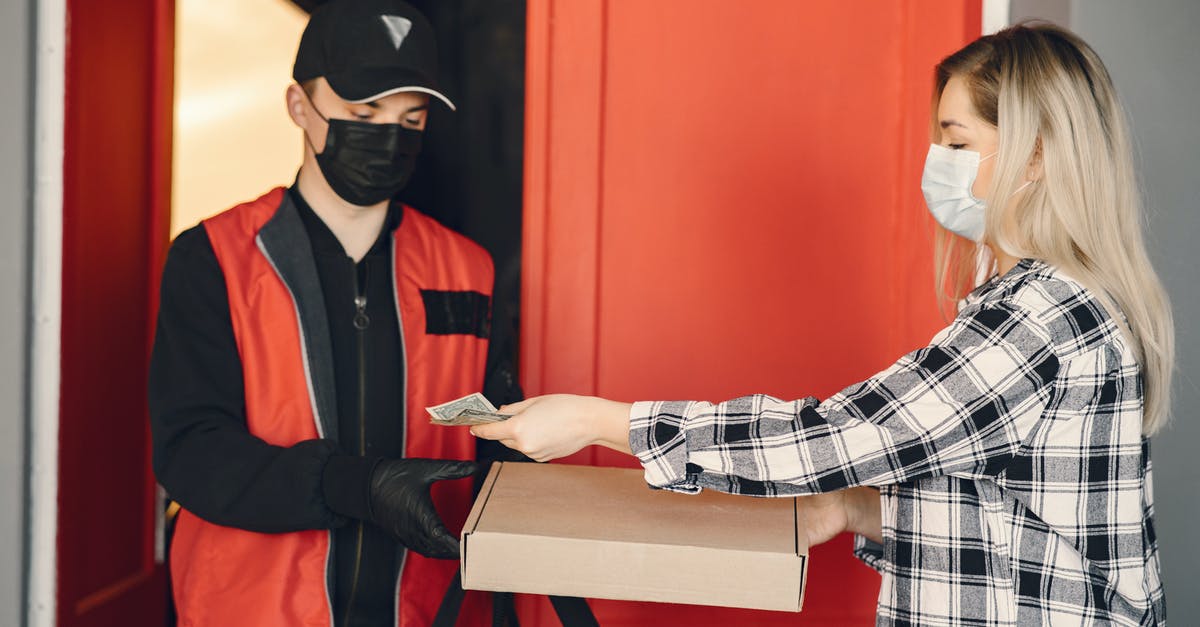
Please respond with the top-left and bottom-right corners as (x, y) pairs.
(520, 1), (980, 624)
(57, 0), (174, 625)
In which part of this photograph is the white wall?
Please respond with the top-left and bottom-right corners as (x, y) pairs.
(0, 0), (32, 624)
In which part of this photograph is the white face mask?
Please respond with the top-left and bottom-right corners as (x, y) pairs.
(920, 143), (995, 241)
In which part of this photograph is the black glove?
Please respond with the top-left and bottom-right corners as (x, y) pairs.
(368, 458), (480, 560)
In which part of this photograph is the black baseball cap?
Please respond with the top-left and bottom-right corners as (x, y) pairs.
(293, 0), (455, 110)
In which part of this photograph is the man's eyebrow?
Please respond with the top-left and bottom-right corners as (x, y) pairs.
(355, 101), (428, 115)
(940, 119), (968, 129)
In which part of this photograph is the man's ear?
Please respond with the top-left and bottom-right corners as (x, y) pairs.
(1025, 136), (1044, 182)
(286, 84), (309, 129)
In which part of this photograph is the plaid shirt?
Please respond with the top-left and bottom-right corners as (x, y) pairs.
(629, 259), (1165, 626)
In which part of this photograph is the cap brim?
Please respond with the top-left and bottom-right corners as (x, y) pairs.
(345, 86), (456, 111)
(326, 67), (456, 110)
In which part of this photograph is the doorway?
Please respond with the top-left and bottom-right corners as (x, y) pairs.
(173, 0), (527, 415)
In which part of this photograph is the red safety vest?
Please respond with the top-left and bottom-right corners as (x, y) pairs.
(170, 187), (493, 627)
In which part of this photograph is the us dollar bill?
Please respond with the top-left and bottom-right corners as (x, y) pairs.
(434, 408), (512, 426)
(426, 393), (511, 426)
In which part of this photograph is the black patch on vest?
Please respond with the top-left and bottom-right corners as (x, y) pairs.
(420, 290), (491, 338)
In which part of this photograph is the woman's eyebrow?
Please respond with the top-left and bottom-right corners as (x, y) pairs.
(940, 119), (968, 129)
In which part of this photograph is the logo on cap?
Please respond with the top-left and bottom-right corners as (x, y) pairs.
(380, 15), (413, 51)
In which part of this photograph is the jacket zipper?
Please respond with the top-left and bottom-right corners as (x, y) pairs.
(342, 262), (371, 627)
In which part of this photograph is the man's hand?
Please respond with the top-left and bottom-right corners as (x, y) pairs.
(368, 458), (479, 559)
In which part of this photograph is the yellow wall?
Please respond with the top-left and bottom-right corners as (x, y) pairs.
(172, 0), (308, 237)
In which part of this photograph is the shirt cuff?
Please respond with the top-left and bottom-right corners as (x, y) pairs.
(628, 400), (700, 493)
(321, 455), (380, 521)
(852, 533), (886, 574)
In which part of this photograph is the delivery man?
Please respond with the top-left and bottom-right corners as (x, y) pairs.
(149, 1), (510, 625)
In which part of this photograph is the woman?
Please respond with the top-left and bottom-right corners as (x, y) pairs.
(474, 23), (1172, 626)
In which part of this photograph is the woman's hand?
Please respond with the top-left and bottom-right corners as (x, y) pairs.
(470, 394), (634, 462)
(801, 491), (851, 548)
(801, 487), (882, 548)
(472, 395), (884, 545)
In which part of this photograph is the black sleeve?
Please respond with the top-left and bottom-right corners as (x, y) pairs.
(149, 225), (370, 533)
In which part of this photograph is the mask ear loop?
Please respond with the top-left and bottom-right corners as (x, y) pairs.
(299, 86), (332, 123)
(981, 152), (1036, 198)
(299, 86), (331, 156)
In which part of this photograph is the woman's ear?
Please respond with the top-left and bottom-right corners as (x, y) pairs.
(285, 84), (309, 129)
(1025, 136), (1044, 182)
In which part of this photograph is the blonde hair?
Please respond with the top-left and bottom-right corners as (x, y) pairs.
(932, 23), (1174, 434)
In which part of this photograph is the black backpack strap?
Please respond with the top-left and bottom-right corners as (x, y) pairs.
(493, 591), (519, 627)
(432, 572), (597, 627)
(431, 573), (525, 627)
(431, 571), (467, 627)
(549, 596), (599, 627)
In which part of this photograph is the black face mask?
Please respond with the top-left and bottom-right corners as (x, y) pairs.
(304, 96), (423, 206)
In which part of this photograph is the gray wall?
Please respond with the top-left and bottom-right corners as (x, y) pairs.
(0, 0), (32, 624)
(1012, 0), (1200, 614)
(1009, 0), (1071, 29)
(1011, 0), (1199, 617)
(1012, 0), (1200, 618)
(1074, 1), (1200, 618)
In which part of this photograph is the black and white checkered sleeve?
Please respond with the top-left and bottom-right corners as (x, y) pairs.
(628, 301), (1060, 495)
(852, 533), (885, 573)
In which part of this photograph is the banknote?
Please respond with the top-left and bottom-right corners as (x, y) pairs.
(426, 393), (511, 426)
(431, 408), (512, 426)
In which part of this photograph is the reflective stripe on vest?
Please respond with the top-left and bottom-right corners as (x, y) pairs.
(170, 187), (494, 627)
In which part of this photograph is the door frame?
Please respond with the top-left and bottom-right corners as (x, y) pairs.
(28, 0), (175, 623)
(28, 0), (67, 622)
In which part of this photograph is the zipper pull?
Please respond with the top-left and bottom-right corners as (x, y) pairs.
(353, 295), (370, 330)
